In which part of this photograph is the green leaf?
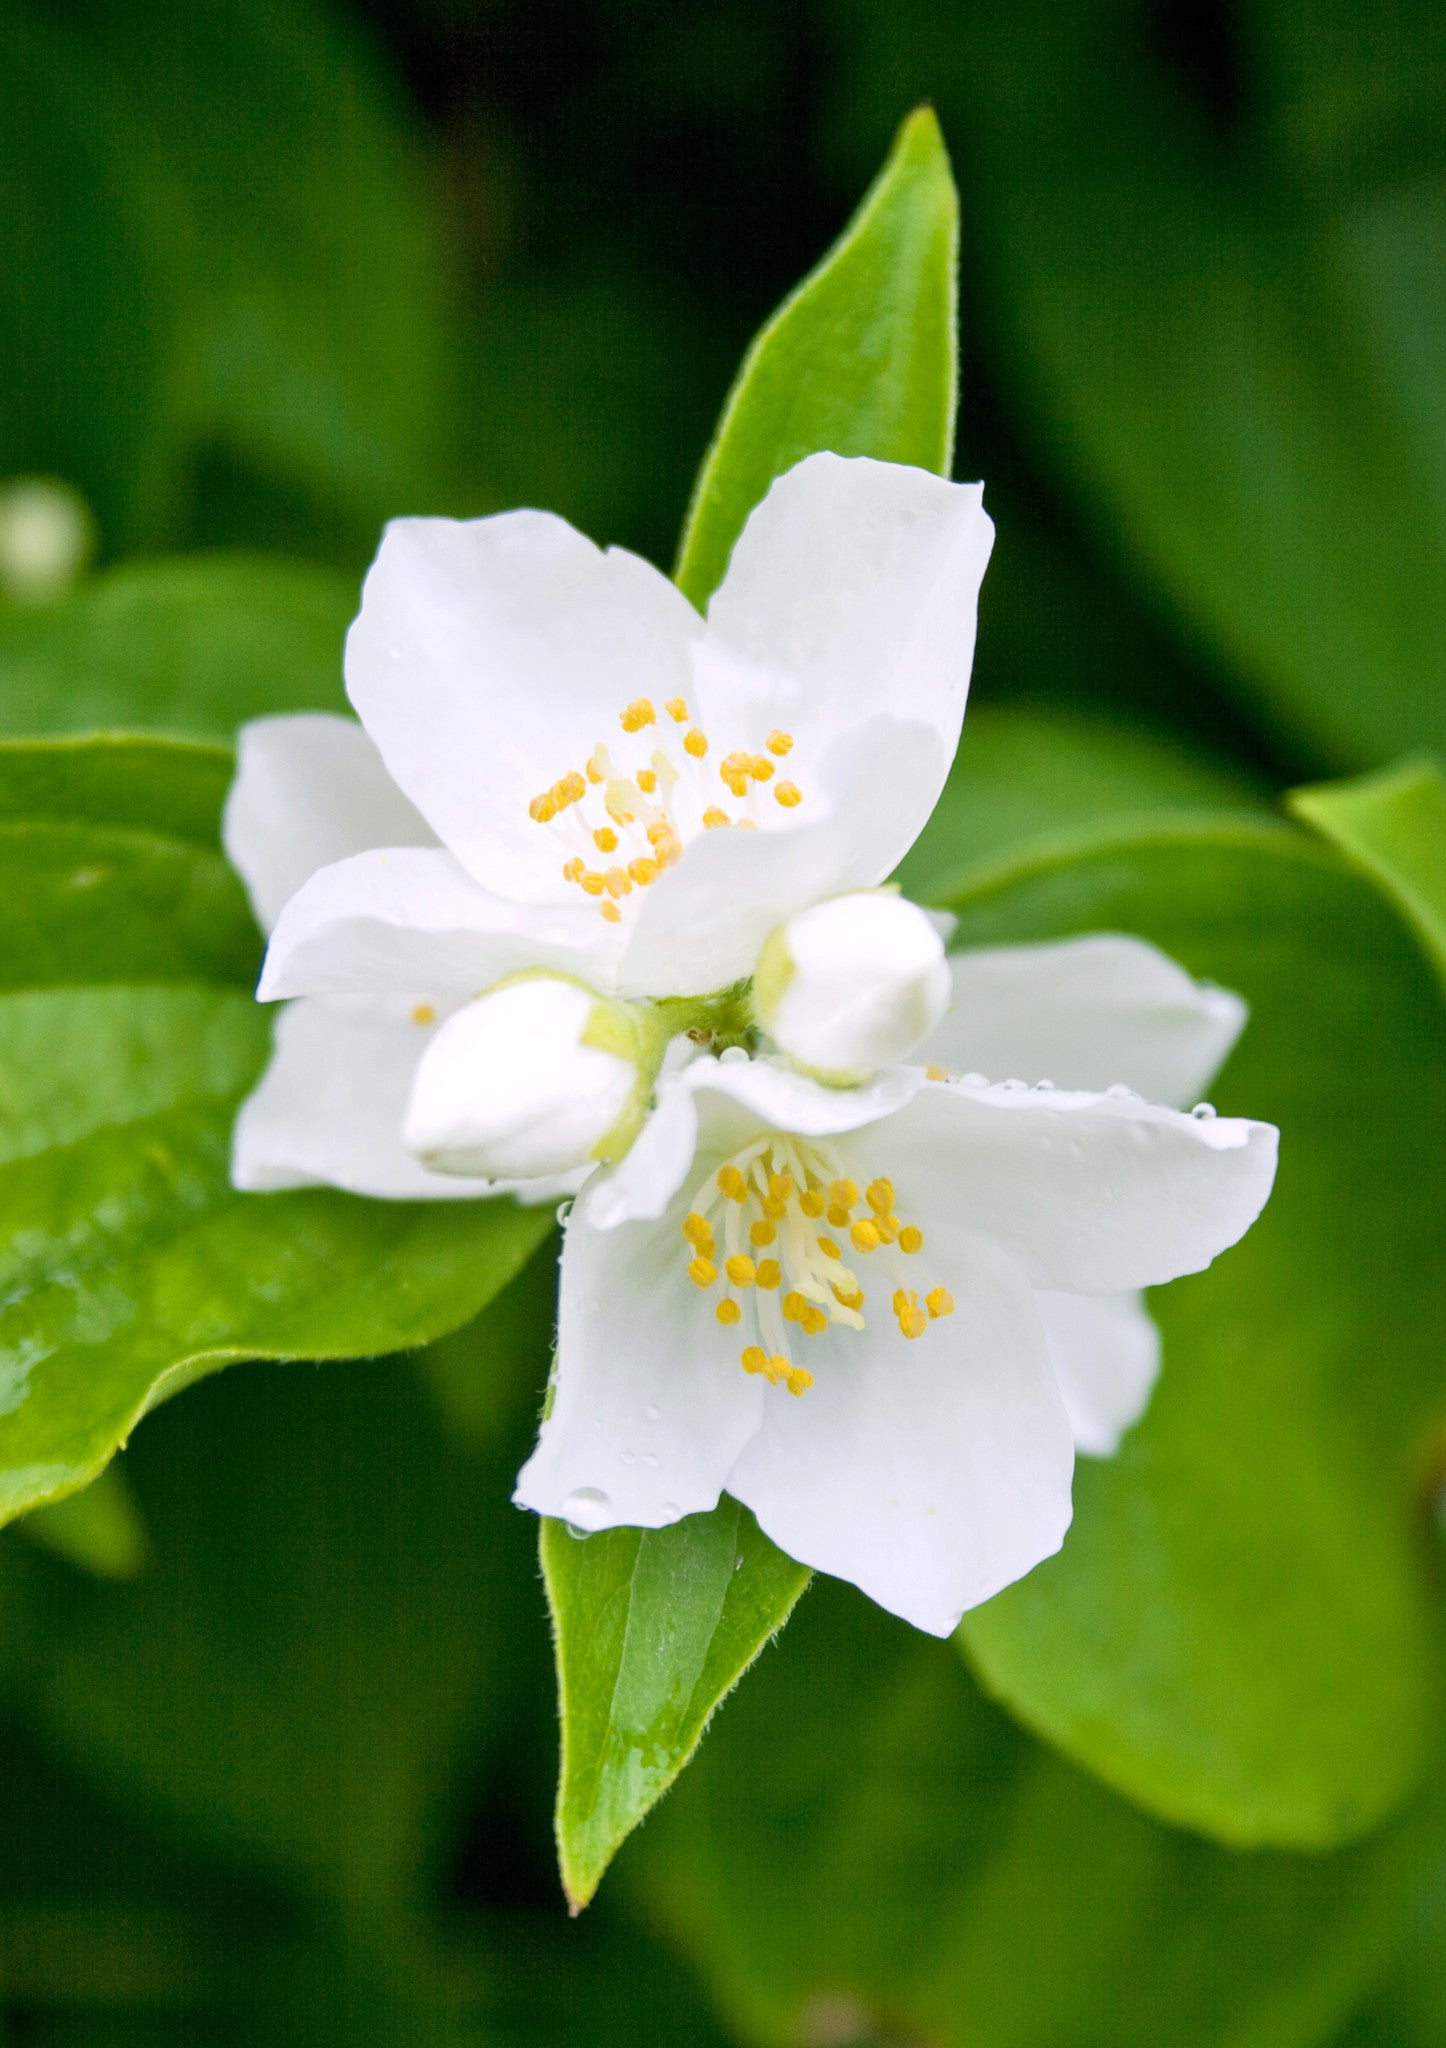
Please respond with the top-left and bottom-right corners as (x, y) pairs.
(631, 1577), (1440, 2048)
(0, 554), (353, 742)
(0, 735), (233, 848)
(1290, 758), (1446, 995)
(18, 1462), (148, 1580)
(936, 818), (1446, 1847)
(541, 1500), (810, 1911)
(673, 104), (958, 609)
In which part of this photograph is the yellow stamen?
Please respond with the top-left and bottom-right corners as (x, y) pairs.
(600, 901), (622, 923)
(833, 1284), (864, 1310)
(665, 697), (689, 723)
(866, 1178), (895, 1214)
(801, 1306), (828, 1336)
(898, 1225), (924, 1255)
(702, 806), (731, 829)
(681, 1212), (714, 1249)
(717, 1165), (748, 1201)
(775, 781), (802, 808)
(850, 1218), (881, 1254)
(620, 698), (656, 731)
(927, 1287), (954, 1320)
(684, 729), (708, 758)
(717, 1299), (742, 1326)
(768, 1172), (794, 1201)
(580, 871), (606, 896)
(799, 1188), (825, 1218)
(528, 794), (557, 823)
(724, 1254), (756, 1288)
(741, 1345), (768, 1376)
(628, 857), (660, 886)
(785, 1365), (813, 1396)
(874, 1213), (899, 1246)
(926, 1064), (948, 1082)
(782, 1291), (808, 1323)
(687, 1256), (717, 1288)
(750, 755), (774, 782)
(755, 1259), (782, 1290)
(636, 767), (657, 793)
(901, 1305), (928, 1339)
(750, 1219), (776, 1247)
(816, 1236), (841, 1261)
(831, 1179), (858, 1212)
(604, 867), (631, 898)
(562, 857), (586, 882)
(593, 827), (618, 853)
(766, 729), (793, 756)
(410, 1003), (436, 1027)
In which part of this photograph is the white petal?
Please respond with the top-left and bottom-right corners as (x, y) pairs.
(1035, 1290), (1161, 1457)
(513, 1178), (766, 1528)
(256, 848), (622, 1002)
(587, 1052), (927, 1230)
(703, 453), (993, 787)
(922, 935), (1247, 1108)
(852, 1079), (1278, 1294)
(726, 1230), (1074, 1636)
(345, 513), (705, 901)
(232, 994), (580, 1203)
(617, 716), (948, 996)
(223, 714), (437, 934)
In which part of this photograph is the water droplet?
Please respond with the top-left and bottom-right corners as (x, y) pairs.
(619, 1448), (636, 1465)
(642, 1452), (659, 1469)
(560, 1486), (612, 1532)
(960, 1071), (988, 1087)
(1192, 1101), (1217, 1120)
(1107, 1083), (1139, 1099)
(733, 1555), (744, 1572)
(564, 1523), (590, 1540)
(1000, 1077), (1027, 1093)
(719, 1044), (749, 1065)
(555, 1198), (574, 1225)
(660, 1501), (681, 1518)
(644, 1404), (662, 1424)
(1033, 1078), (1056, 1091)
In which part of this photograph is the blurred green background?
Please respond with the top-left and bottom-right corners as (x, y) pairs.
(3, 0), (1446, 2041)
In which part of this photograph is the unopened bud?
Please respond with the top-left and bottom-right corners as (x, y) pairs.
(755, 891), (950, 1082)
(403, 975), (652, 1180)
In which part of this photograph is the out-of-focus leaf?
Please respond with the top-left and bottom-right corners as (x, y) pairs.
(541, 1502), (809, 1911)
(19, 1462), (148, 1580)
(1290, 758), (1446, 994)
(673, 105), (957, 608)
(0, 736), (233, 847)
(937, 0), (1446, 767)
(935, 819), (1446, 1847)
(631, 1577), (1438, 2048)
(0, 555), (353, 740)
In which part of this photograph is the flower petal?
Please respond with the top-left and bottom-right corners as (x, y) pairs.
(1035, 1289), (1161, 1457)
(618, 715), (948, 995)
(513, 1176), (766, 1529)
(587, 1051), (926, 1230)
(232, 994), (580, 1203)
(257, 847), (622, 1002)
(726, 1230), (1073, 1635)
(921, 935), (1247, 1107)
(703, 452), (993, 784)
(851, 1079), (1278, 1294)
(223, 713), (437, 934)
(346, 513), (705, 900)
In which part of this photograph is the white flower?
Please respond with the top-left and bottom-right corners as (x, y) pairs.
(916, 932), (1249, 1455)
(513, 965), (1277, 1635)
(403, 974), (652, 1181)
(754, 890), (951, 1081)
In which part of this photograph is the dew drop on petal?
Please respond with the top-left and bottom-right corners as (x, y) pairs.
(960, 1071), (988, 1087)
(1107, 1083), (1140, 1099)
(643, 1452), (659, 1469)
(720, 1046), (749, 1065)
(1192, 1102), (1217, 1120)
(556, 1199), (574, 1225)
(1033, 1078), (1056, 1091)
(619, 1449), (636, 1465)
(645, 1404), (662, 1424)
(661, 1501), (681, 1518)
(560, 1486), (612, 1532)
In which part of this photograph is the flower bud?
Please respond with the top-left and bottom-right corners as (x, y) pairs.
(754, 891), (950, 1082)
(403, 975), (651, 1180)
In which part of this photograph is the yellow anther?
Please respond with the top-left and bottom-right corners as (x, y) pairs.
(604, 867), (631, 898)
(717, 1164), (748, 1201)
(687, 1256), (717, 1288)
(892, 1288), (910, 1315)
(850, 1218), (881, 1254)
(898, 1225), (924, 1255)
(682, 1212), (714, 1249)
(684, 728), (708, 758)
(736, 819), (757, 831)
(636, 767), (657, 793)
(799, 1188), (826, 1218)
(750, 1219), (776, 1247)
(702, 806), (731, 829)
(749, 755), (774, 782)
(866, 1178), (895, 1214)
(562, 771), (587, 805)
(833, 1283), (864, 1310)
(580, 870), (606, 897)
(720, 753), (752, 798)
(665, 697), (689, 723)
(926, 1064), (948, 1082)
(741, 1345), (768, 1376)
(927, 1287), (955, 1320)
(724, 1254), (756, 1288)
(782, 1291), (808, 1323)
(410, 1003), (436, 1027)
(600, 901), (622, 923)
(900, 1305), (928, 1339)
(816, 1236), (841, 1262)
(830, 1180), (858, 1212)
(562, 857), (586, 882)
(628, 857), (660, 886)
(766, 729), (794, 756)
(529, 794), (557, 823)
(620, 697), (656, 731)
(586, 757), (605, 785)
(801, 1306), (828, 1336)
(785, 1365), (814, 1397)
(761, 1195), (787, 1223)
(874, 1213), (899, 1246)
(755, 1259), (782, 1290)
(775, 781), (802, 808)
(826, 1205), (851, 1229)
(593, 827), (618, 853)
(717, 1299), (743, 1326)
(768, 1172), (794, 1200)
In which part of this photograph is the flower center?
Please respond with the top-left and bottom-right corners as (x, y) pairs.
(678, 1136), (953, 1396)
(528, 695), (803, 924)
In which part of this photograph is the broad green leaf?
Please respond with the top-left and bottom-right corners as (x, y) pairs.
(1290, 758), (1446, 995)
(632, 1576), (1438, 2048)
(541, 1500), (810, 1910)
(0, 554), (353, 741)
(934, 819), (1446, 1847)
(0, 735), (233, 848)
(18, 1462), (148, 1580)
(673, 105), (957, 609)
(0, 981), (550, 1526)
